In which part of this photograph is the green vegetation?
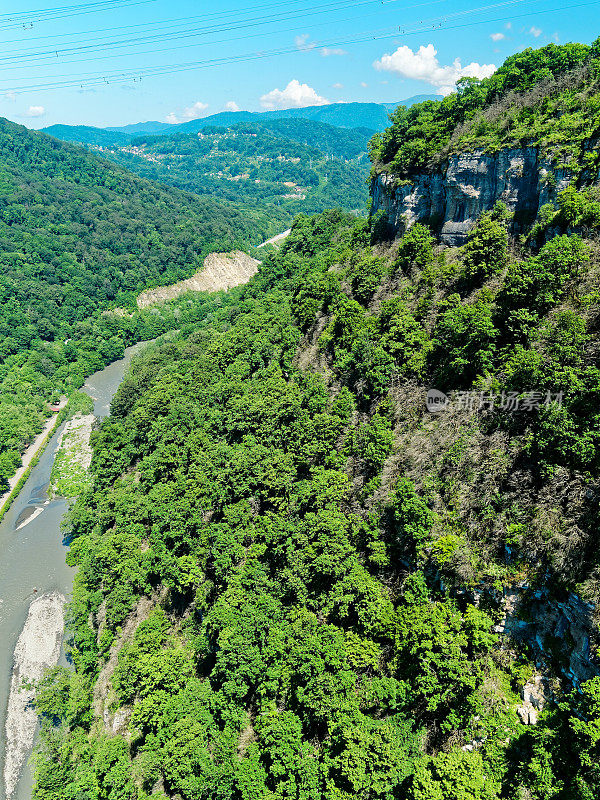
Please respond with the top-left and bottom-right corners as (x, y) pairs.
(370, 40), (600, 176)
(84, 119), (371, 218)
(49, 402), (95, 499)
(31, 201), (600, 798)
(0, 116), (287, 490)
(0, 114), (375, 495)
(5, 39), (600, 797)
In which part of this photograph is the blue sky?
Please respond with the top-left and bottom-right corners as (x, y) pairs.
(0, 0), (598, 129)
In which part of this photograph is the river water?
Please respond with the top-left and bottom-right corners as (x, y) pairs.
(0, 344), (145, 800)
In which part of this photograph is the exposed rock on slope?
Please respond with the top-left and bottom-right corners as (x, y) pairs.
(517, 676), (549, 725)
(92, 595), (156, 738)
(136, 250), (260, 308)
(500, 587), (598, 687)
(371, 146), (573, 245)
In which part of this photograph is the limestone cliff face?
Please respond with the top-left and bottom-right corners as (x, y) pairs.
(371, 147), (573, 244)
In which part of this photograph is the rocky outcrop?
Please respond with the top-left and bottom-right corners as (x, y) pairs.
(371, 147), (573, 245)
(494, 585), (598, 688)
(517, 676), (549, 725)
(92, 594), (155, 737)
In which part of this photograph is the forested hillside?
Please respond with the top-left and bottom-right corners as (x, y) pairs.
(0, 117), (287, 490)
(56, 119), (372, 217)
(32, 182), (600, 797)
(10, 38), (600, 800)
(39, 125), (132, 148)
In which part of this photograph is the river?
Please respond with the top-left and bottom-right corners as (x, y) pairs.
(0, 344), (145, 800)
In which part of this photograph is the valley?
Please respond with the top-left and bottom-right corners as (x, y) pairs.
(47, 119), (374, 221)
(42, 97), (437, 146)
(0, 345), (144, 800)
(2, 28), (600, 800)
(0, 116), (289, 499)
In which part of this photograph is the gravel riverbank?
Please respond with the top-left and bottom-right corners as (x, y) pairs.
(3, 593), (66, 799)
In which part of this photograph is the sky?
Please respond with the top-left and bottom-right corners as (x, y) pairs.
(0, 0), (598, 129)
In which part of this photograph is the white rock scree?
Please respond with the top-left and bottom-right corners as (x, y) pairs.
(3, 593), (66, 799)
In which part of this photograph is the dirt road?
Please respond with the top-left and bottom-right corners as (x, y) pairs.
(0, 403), (66, 516)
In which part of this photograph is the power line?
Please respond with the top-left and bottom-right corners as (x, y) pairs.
(417, 0), (557, 26)
(0, 0), (551, 71)
(1, 23), (396, 82)
(0, 0), (126, 18)
(2, 0), (591, 96)
(0, 0), (366, 42)
(1, 0), (446, 60)
(5, 32), (394, 92)
(0, 0), (390, 63)
(406, 0), (597, 36)
(0, 0), (587, 96)
(0, 0), (158, 31)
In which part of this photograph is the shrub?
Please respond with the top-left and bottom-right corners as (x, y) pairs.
(462, 207), (508, 283)
(434, 295), (497, 385)
(395, 224), (435, 273)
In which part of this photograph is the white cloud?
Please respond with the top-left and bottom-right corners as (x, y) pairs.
(260, 79), (329, 110)
(505, 22), (512, 29)
(490, 32), (505, 41)
(2, 90), (16, 102)
(333, 82), (344, 89)
(296, 34), (345, 57)
(165, 101), (209, 124)
(530, 26), (542, 37)
(23, 105), (45, 117)
(360, 81), (368, 88)
(182, 101), (209, 120)
(373, 44), (496, 96)
(295, 33), (316, 52)
(225, 100), (240, 112)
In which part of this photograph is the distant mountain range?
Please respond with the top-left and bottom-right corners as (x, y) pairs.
(39, 117), (374, 222)
(42, 96), (438, 146)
